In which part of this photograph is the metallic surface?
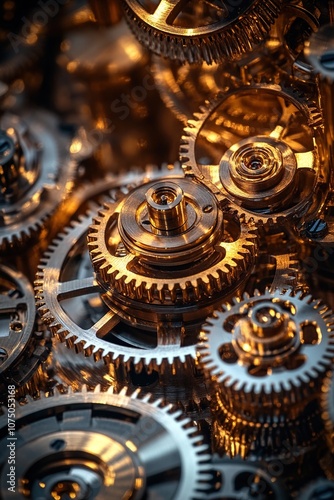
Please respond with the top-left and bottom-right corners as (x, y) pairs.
(0, 387), (212, 499)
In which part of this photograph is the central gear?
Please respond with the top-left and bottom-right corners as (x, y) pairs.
(198, 289), (334, 416)
(180, 82), (326, 226)
(88, 176), (256, 309)
(120, 0), (283, 64)
(0, 387), (212, 499)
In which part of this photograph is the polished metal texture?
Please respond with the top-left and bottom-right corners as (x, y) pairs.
(0, 387), (212, 499)
(1, 0), (334, 498)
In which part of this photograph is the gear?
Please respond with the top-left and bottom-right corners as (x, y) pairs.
(35, 168), (214, 410)
(151, 52), (278, 125)
(88, 176), (256, 311)
(0, 386), (212, 499)
(35, 209), (212, 409)
(0, 109), (76, 249)
(120, 0), (283, 64)
(180, 82), (326, 226)
(207, 456), (289, 499)
(199, 289), (334, 416)
(0, 264), (50, 399)
(211, 398), (325, 460)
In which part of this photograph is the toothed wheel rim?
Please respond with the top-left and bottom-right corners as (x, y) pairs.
(0, 110), (76, 249)
(180, 82), (325, 226)
(88, 177), (257, 305)
(121, 0), (283, 64)
(198, 289), (334, 412)
(0, 388), (212, 499)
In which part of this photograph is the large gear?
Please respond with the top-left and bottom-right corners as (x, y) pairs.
(180, 82), (327, 226)
(0, 264), (50, 400)
(0, 386), (212, 499)
(120, 0), (283, 64)
(88, 176), (256, 312)
(199, 289), (334, 416)
(0, 109), (76, 249)
(35, 208), (213, 409)
(35, 168), (213, 409)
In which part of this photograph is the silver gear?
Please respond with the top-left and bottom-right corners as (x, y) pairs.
(0, 386), (212, 499)
(208, 456), (289, 499)
(199, 289), (334, 414)
(180, 82), (326, 226)
(0, 109), (76, 249)
(0, 264), (50, 399)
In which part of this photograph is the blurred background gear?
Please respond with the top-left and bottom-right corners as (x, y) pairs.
(0, 0), (334, 497)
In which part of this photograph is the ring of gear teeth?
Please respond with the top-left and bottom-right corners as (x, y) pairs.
(179, 82), (323, 226)
(120, 0), (283, 65)
(0, 386), (212, 500)
(198, 289), (334, 407)
(34, 211), (202, 368)
(88, 203), (257, 304)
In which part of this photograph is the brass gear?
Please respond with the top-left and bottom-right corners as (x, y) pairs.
(180, 82), (326, 226)
(120, 0), (283, 64)
(88, 176), (257, 306)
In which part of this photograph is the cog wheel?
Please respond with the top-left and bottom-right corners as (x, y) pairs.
(0, 264), (50, 400)
(0, 386), (212, 499)
(180, 82), (326, 226)
(88, 176), (256, 311)
(35, 168), (214, 410)
(211, 397), (325, 461)
(198, 289), (334, 416)
(207, 456), (289, 499)
(35, 209), (212, 409)
(0, 109), (76, 249)
(120, 0), (283, 64)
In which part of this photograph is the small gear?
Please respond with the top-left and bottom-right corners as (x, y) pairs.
(88, 176), (256, 310)
(0, 264), (50, 400)
(207, 456), (289, 499)
(120, 0), (283, 64)
(0, 109), (76, 249)
(0, 386), (212, 499)
(180, 82), (326, 226)
(198, 289), (334, 416)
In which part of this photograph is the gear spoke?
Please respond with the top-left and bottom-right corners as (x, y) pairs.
(152, 0), (188, 25)
(57, 277), (100, 301)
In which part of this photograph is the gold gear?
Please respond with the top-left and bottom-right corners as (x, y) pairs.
(180, 82), (326, 226)
(120, 0), (283, 64)
(88, 176), (257, 306)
